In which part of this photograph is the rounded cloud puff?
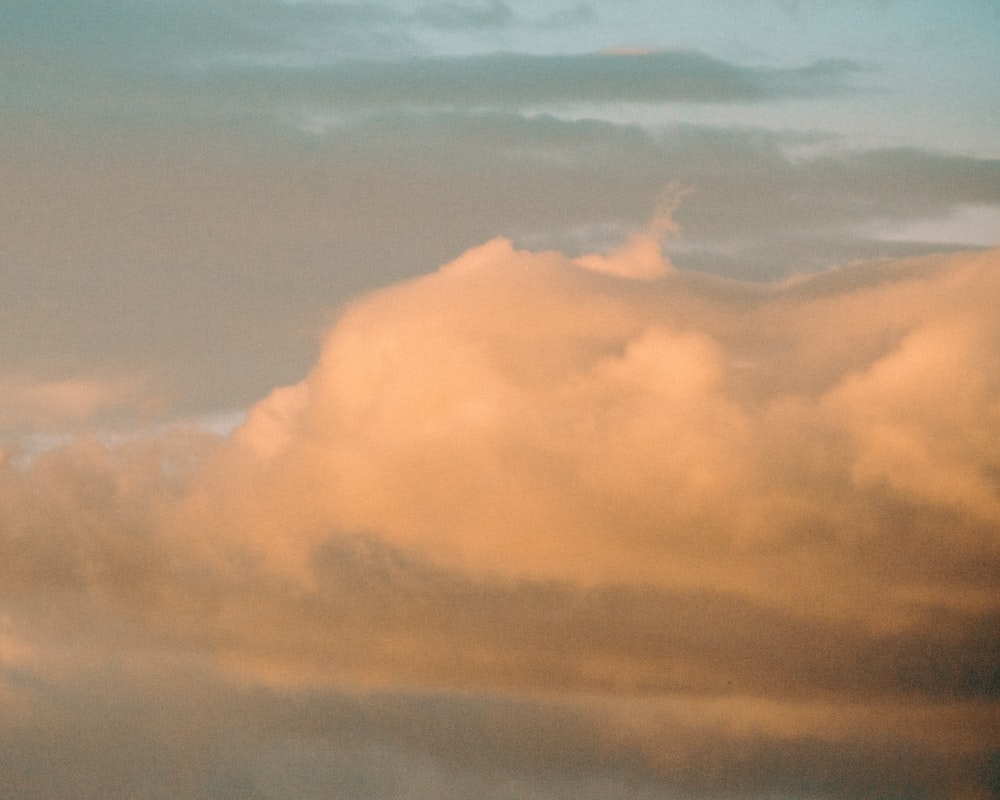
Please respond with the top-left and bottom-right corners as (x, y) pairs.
(229, 242), (1000, 621)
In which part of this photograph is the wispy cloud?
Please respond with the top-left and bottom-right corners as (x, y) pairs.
(0, 375), (136, 432)
(188, 50), (865, 111)
(0, 0), (587, 87)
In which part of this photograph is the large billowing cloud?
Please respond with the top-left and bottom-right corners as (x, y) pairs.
(227, 236), (1000, 597)
(1, 233), (998, 799)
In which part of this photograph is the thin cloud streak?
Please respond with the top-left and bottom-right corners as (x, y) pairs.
(189, 51), (865, 110)
(2, 49), (866, 122)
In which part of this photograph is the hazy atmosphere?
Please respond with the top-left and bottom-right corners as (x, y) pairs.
(2, 2), (999, 798)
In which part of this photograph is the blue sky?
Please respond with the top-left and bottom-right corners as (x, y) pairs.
(2, 3), (1000, 799)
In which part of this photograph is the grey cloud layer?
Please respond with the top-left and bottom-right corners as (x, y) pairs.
(6, 0), (993, 436)
(3, 114), (998, 426)
(2, 0), (856, 108)
(0, 0), (864, 122)
(2, 51), (863, 122)
(6, 666), (988, 800)
(1, 0), (588, 105)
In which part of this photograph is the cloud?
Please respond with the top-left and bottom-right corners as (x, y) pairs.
(193, 50), (863, 111)
(0, 0), (863, 109)
(4, 234), (998, 797)
(224, 239), (1000, 591)
(4, 110), (997, 432)
(2, 3), (865, 122)
(5, 2), (998, 793)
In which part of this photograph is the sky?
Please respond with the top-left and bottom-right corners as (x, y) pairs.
(1, 1), (999, 798)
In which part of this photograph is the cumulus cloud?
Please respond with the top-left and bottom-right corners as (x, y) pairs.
(1, 233), (999, 798)
(226, 238), (1000, 597)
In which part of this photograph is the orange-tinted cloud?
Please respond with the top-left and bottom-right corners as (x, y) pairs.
(0, 238), (998, 799)
(225, 241), (999, 614)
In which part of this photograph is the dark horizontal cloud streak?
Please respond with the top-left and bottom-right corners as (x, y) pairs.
(2, 113), (997, 425)
(1, 514), (996, 702)
(191, 51), (864, 109)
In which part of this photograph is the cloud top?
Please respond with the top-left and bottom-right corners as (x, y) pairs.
(219, 240), (999, 607)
